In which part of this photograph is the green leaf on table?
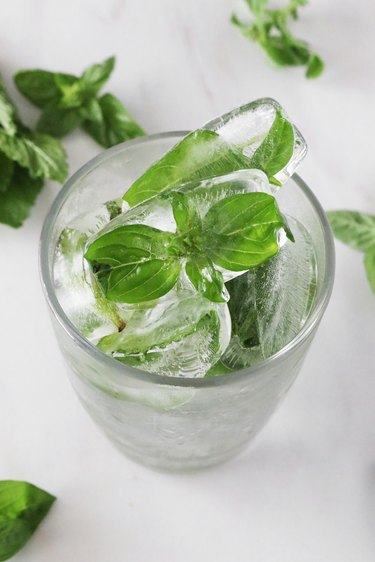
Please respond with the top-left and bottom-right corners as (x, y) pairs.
(327, 210), (375, 253)
(83, 93), (145, 148)
(37, 101), (82, 137)
(0, 480), (55, 562)
(249, 109), (294, 177)
(123, 129), (251, 206)
(0, 153), (14, 193)
(364, 246), (375, 294)
(202, 192), (289, 271)
(186, 256), (227, 303)
(84, 224), (180, 303)
(0, 165), (43, 227)
(0, 130), (68, 183)
(14, 70), (66, 108)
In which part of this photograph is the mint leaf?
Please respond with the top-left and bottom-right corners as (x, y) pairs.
(80, 56), (115, 96)
(249, 110), (294, 177)
(83, 93), (144, 148)
(37, 100), (82, 137)
(232, 0), (324, 79)
(364, 247), (375, 294)
(123, 130), (250, 206)
(84, 224), (181, 303)
(186, 256), (227, 302)
(0, 166), (43, 227)
(327, 211), (375, 253)
(0, 130), (67, 183)
(203, 192), (287, 271)
(0, 153), (14, 192)
(0, 480), (55, 561)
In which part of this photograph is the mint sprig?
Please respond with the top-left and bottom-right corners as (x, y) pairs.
(14, 57), (145, 148)
(0, 74), (67, 227)
(232, 0), (324, 79)
(328, 210), (375, 294)
(0, 480), (55, 561)
(85, 190), (290, 304)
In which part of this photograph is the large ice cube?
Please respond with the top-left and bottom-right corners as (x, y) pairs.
(205, 98), (307, 186)
(123, 98), (306, 208)
(220, 217), (317, 370)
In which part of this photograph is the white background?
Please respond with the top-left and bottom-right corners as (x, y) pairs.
(1, 0), (375, 560)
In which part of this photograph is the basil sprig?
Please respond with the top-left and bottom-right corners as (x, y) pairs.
(85, 190), (291, 304)
(14, 57), (144, 147)
(0, 480), (55, 561)
(0, 75), (67, 227)
(328, 210), (375, 294)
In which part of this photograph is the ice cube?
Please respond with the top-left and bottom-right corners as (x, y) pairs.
(204, 98), (307, 186)
(220, 217), (317, 370)
(98, 296), (231, 378)
(123, 98), (306, 208)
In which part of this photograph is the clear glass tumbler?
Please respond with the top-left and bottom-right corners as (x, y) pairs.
(40, 132), (335, 471)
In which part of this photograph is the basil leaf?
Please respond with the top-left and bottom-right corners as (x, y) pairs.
(0, 130), (67, 182)
(123, 130), (249, 206)
(0, 153), (14, 193)
(186, 256), (227, 302)
(327, 211), (375, 253)
(0, 165), (43, 227)
(170, 191), (200, 233)
(249, 110), (294, 177)
(37, 100), (82, 137)
(80, 56), (115, 96)
(203, 192), (286, 271)
(306, 54), (324, 79)
(364, 246), (375, 294)
(0, 480), (55, 561)
(85, 224), (180, 303)
(13, 69), (63, 108)
(83, 93), (144, 148)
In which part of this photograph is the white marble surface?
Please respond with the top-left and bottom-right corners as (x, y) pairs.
(1, 0), (375, 560)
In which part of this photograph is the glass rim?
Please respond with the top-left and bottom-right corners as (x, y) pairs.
(40, 131), (335, 389)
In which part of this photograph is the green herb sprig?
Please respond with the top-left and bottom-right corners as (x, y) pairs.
(85, 190), (292, 305)
(232, 0), (324, 79)
(0, 480), (55, 561)
(14, 56), (145, 148)
(328, 211), (375, 293)
(0, 75), (67, 227)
